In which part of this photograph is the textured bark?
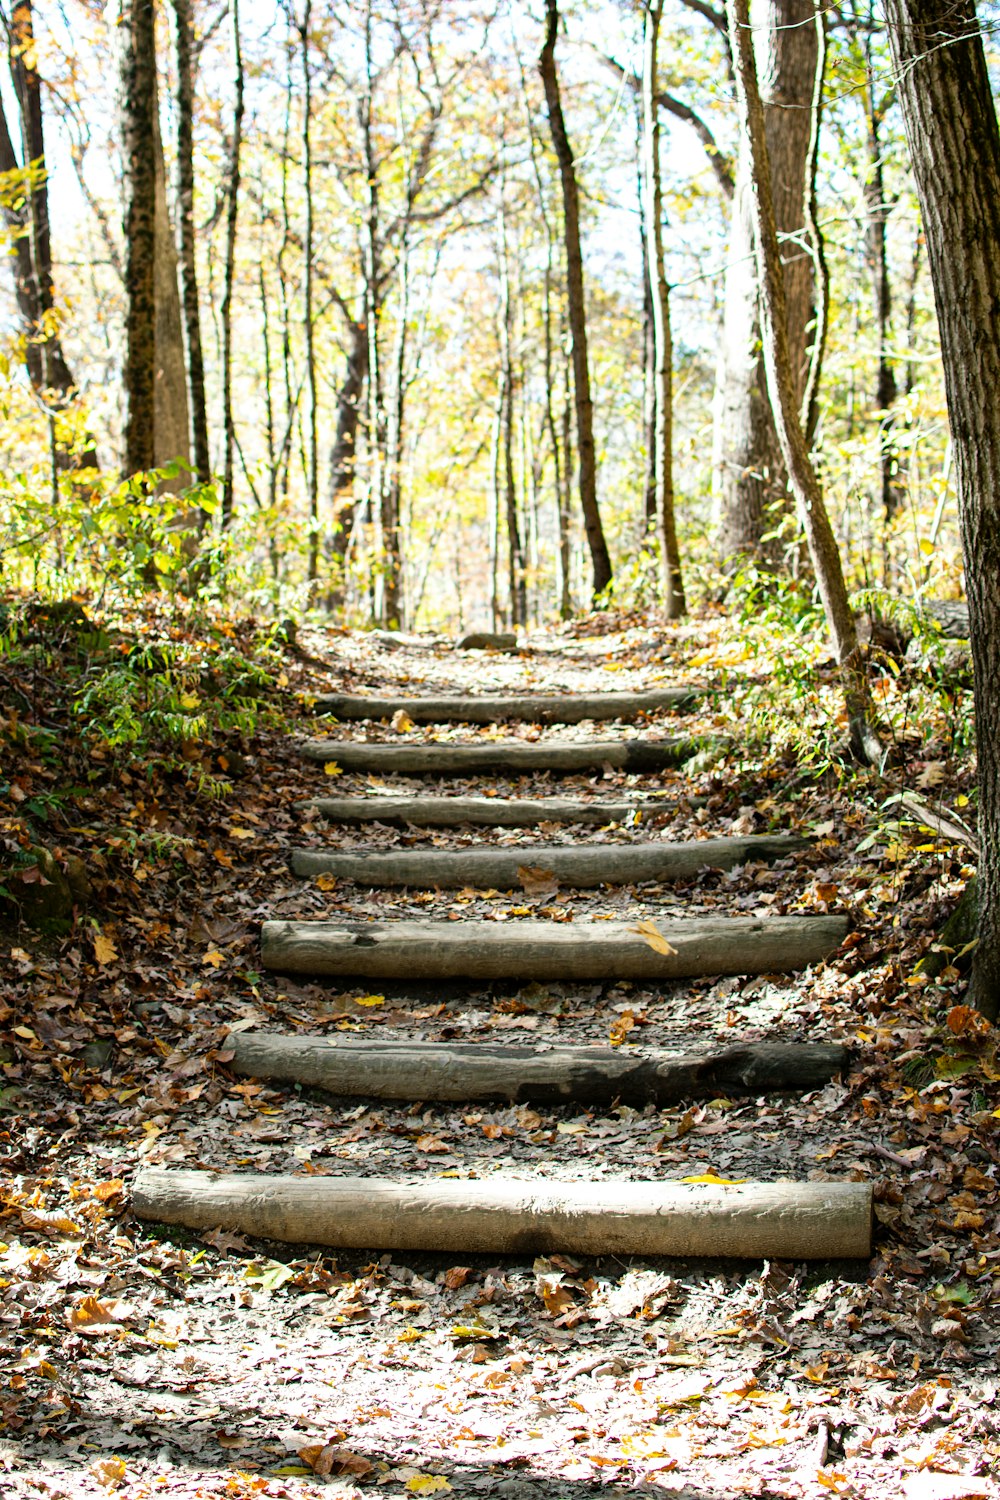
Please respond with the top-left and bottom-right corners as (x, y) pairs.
(170, 0), (210, 486)
(539, 0), (613, 600)
(297, 794), (663, 827)
(642, 2), (686, 616)
(300, 0), (319, 582)
(261, 914), (848, 980)
(312, 687), (696, 722)
(727, 0), (877, 763)
(133, 1169), (872, 1260)
(290, 834), (807, 888)
(497, 192), (527, 626)
(119, 0), (157, 476)
(220, 0), (244, 526)
(327, 318), (369, 558)
(0, 94), (43, 390)
(152, 79), (191, 482)
(884, 0), (1000, 1017)
(713, 0), (817, 565)
(231, 1033), (849, 1106)
(295, 735), (712, 775)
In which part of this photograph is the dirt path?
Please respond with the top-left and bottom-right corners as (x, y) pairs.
(2, 621), (998, 1500)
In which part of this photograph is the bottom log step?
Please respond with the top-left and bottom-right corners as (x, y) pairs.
(230, 1033), (850, 1106)
(133, 1170), (872, 1260)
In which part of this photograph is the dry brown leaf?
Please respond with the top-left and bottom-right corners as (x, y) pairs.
(629, 919), (677, 956)
(444, 1266), (472, 1289)
(68, 1295), (122, 1329)
(93, 932), (118, 966)
(20, 1207), (82, 1237)
(415, 1134), (451, 1153)
(517, 864), (559, 898)
(316, 871), (338, 891)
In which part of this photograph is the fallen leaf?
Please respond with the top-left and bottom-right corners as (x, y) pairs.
(416, 1134), (451, 1153)
(518, 864), (559, 898)
(444, 1266), (472, 1289)
(391, 708), (416, 733)
(228, 826), (255, 840)
(316, 872), (338, 891)
(405, 1476), (452, 1494)
(324, 761), (342, 777)
(93, 932), (118, 966)
(679, 1172), (749, 1185)
(89, 1457), (127, 1489)
(629, 919), (677, 956)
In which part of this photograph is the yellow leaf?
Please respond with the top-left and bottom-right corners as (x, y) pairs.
(405, 1476), (452, 1494)
(93, 933), (118, 966)
(12, 1025), (37, 1041)
(90, 1457), (127, 1489)
(229, 826), (255, 841)
(202, 950), (225, 968)
(354, 993), (384, 1007)
(391, 709), (416, 733)
(629, 919), (677, 956)
(324, 761), (342, 777)
(680, 1172), (749, 1185)
(316, 872), (338, 891)
(179, 693), (200, 711)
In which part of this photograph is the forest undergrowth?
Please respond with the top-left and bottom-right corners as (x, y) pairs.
(0, 591), (998, 1500)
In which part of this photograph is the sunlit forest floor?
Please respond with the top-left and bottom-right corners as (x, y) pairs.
(1, 597), (997, 1499)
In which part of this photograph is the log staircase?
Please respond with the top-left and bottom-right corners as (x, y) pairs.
(135, 657), (871, 1262)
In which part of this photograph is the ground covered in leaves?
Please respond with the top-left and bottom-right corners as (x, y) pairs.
(1, 596), (998, 1500)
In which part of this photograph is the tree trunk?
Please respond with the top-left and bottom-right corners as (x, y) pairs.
(152, 75), (191, 484)
(300, 0), (319, 583)
(168, 0), (209, 489)
(642, 0), (686, 617)
(539, 0), (613, 601)
(220, 0), (244, 527)
(327, 316), (369, 562)
(712, 0), (817, 567)
(726, 0), (878, 763)
(0, 94), (43, 390)
(290, 834), (807, 888)
(884, 0), (1000, 1018)
(497, 191), (526, 626)
(134, 1169), (872, 1261)
(232, 1032), (848, 1107)
(118, 0), (157, 477)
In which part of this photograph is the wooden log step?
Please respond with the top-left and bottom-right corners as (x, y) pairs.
(230, 1033), (850, 1105)
(312, 688), (696, 724)
(261, 914), (848, 980)
(297, 794), (658, 827)
(133, 1170), (873, 1260)
(289, 835), (807, 889)
(296, 737), (711, 776)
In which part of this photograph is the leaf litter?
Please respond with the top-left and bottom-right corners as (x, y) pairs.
(0, 603), (998, 1498)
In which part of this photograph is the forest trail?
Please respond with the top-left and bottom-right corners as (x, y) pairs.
(136, 628), (867, 1262)
(5, 620), (998, 1500)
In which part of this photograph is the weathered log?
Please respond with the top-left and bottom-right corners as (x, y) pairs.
(296, 795), (658, 827)
(290, 834), (807, 889)
(922, 600), (969, 638)
(132, 1170), (872, 1259)
(312, 688), (696, 724)
(260, 914), (848, 980)
(456, 631), (518, 651)
(230, 1033), (850, 1105)
(296, 737), (714, 776)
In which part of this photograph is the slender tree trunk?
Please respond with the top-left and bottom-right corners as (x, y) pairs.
(642, 0), (685, 617)
(713, 0), (817, 567)
(539, 0), (612, 602)
(636, 97), (657, 537)
(0, 94), (42, 389)
(884, 0), (1000, 1018)
(800, 1), (829, 448)
(152, 77), (191, 483)
(381, 244), (409, 627)
(328, 317), (369, 562)
(119, 0), (157, 477)
(861, 28), (900, 552)
(497, 193), (526, 627)
(726, 0), (877, 763)
(559, 317), (574, 614)
(220, 0), (244, 527)
(170, 0), (210, 489)
(299, 0), (319, 582)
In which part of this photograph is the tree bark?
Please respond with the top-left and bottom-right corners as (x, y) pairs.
(712, 0), (817, 567)
(152, 74), (191, 484)
(169, 0), (210, 489)
(220, 0), (244, 527)
(295, 734), (712, 775)
(299, 0), (319, 582)
(231, 1032), (849, 1106)
(133, 1169), (872, 1260)
(726, 0), (877, 763)
(642, 1), (686, 616)
(0, 92), (43, 390)
(312, 686), (696, 721)
(884, 0), (1000, 1018)
(261, 914), (848, 981)
(118, 0), (157, 477)
(298, 794), (672, 827)
(539, 0), (613, 601)
(290, 834), (807, 888)
(497, 188), (527, 626)
(327, 316), (369, 561)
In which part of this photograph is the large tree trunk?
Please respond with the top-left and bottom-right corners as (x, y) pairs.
(0, 94), (43, 390)
(712, 0), (817, 567)
(170, 0), (210, 488)
(539, 0), (613, 602)
(118, 0), (157, 477)
(726, 0), (878, 764)
(884, 0), (1000, 1018)
(220, 0), (244, 527)
(642, 0), (685, 616)
(327, 316), (369, 561)
(300, 0), (319, 583)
